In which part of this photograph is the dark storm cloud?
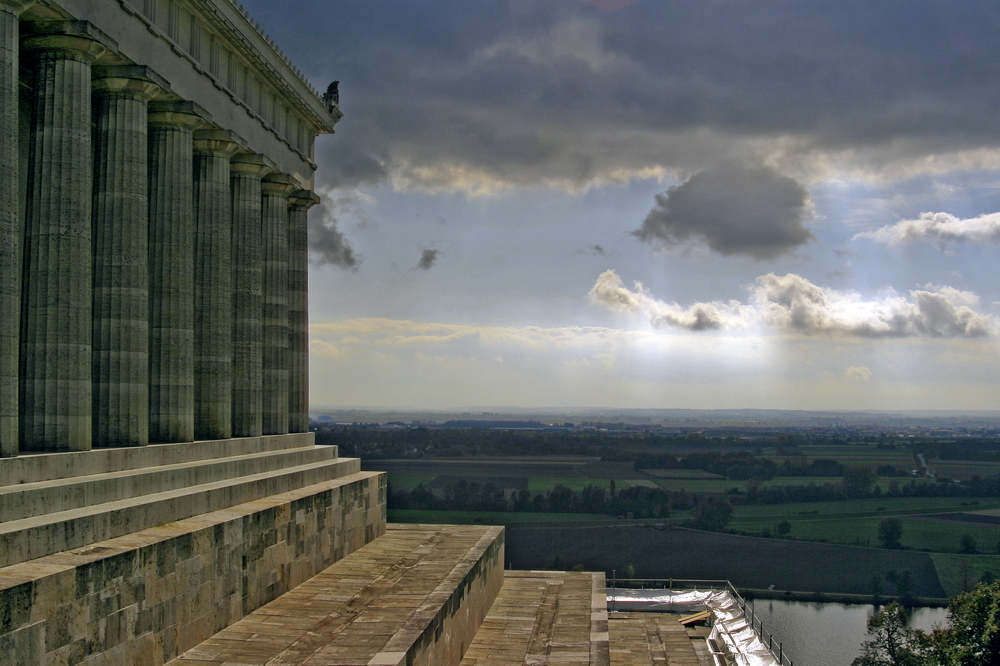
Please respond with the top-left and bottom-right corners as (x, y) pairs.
(634, 164), (813, 259)
(416, 248), (440, 270)
(247, 0), (1000, 189)
(309, 211), (358, 269)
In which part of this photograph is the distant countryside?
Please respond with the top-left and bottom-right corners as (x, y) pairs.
(313, 413), (1000, 603)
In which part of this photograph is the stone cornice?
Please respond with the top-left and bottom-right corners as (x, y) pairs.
(111, 0), (329, 169)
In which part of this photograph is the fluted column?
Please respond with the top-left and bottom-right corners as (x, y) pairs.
(91, 67), (163, 447)
(0, 0), (34, 456)
(287, 190), (319, 434)
(192, 130), (242, 440)
(21, 25), (109, 451)
(230, 154), (272, 437)
(148, 101), (210, 443)
(261, 174), (295, 435)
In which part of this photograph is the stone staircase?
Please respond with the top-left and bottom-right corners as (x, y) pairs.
(0, 437), (709, 665)
(0, 435), (385, 665)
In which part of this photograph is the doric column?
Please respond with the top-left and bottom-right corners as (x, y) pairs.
(230, 153), (273, 438)
(0, 0), (34, 457)
(192, 129), (242, 440)
(91, 66), (164, 447)
(147, 101), (211, 443)
(287, 190), (319, 434)
(261, 174), (296, 435)
(20, 22), (111, 451)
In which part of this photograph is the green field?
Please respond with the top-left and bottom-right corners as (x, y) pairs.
(385, 473), (438, 490)
(930, 553), (1000, 597)
(651, 475), (931, 494)
(729, 497), (1000, 552)
(644, 469), (725, 479)
(731, 496), (1000, 521)
(525, 477), (658, 492)
(652, 478), (746, 493)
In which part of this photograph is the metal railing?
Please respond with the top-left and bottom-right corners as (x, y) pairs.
(607, 577), (794, 666)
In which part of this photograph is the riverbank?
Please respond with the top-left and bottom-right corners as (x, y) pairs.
(740, 587), (949, 608)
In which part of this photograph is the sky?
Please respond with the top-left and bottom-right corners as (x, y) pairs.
(242, 0), (1000, 412)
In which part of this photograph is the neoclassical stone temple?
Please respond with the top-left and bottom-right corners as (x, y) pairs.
(2, 0), (334, 455)
(0, 2), (622, 665)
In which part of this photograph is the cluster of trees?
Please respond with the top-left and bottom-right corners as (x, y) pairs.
(634, 451), (779, 480)
(389, 480), (673, 519)
(389, 479), (747, 530)
(854, 582), (1000, 665)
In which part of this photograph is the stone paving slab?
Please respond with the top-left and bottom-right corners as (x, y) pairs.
(169, 523), (504, 666)
(461, 570), (611, 666)
(607, 612), (709, 666)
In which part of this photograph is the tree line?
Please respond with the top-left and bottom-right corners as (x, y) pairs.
(390, 480), (673, 520)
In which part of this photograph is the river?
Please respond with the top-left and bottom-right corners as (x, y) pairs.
(749, 599), (949, 666)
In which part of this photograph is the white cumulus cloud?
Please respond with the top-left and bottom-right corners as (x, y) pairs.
(590, 270), (995, 338)
(854, 211), (1000, 248)
(588, 270), (746, 331)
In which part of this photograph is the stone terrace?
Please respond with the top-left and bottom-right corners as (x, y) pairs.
(0, 438), (719, 665)
(170, 523), (505, 666)
(462, 570), (610, 665)
(608, 613), (712, 666)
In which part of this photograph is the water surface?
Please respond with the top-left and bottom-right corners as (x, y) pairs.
(749, 599), (948, 666)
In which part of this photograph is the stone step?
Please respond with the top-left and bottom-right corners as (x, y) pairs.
(0, 443), (339, 523)
(607, 612), (706, 666)
(0, 433), (323, 486)
(0, 456), (363, 568)
(461, 570), (611, 665)
(0, 471), (386, 666)
(168, 523), (504, 666)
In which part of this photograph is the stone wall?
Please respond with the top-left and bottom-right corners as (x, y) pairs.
(365, 525), (505, 666)
(0, 471), (386, 665)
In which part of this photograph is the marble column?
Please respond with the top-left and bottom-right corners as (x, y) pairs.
(192, 130), (242, 440)
(147, 101), (210, 443)
(261, 174), (295, 435)
(20, 24), (109, 451)
(287, 190), (319, 434)
(0, 0), (34, 457)
(91, 66), (163, 447)
(230, 153), (273, 438)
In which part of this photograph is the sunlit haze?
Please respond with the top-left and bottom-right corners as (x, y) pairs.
(241, 0), (1000, 411)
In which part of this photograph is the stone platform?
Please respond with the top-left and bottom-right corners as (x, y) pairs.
(0, 435), (386, 665)
(170, 523), (504, 666)
(0, 438), (715, 665)
(607, 612), (710, 666)
(461, 570), (610, 665)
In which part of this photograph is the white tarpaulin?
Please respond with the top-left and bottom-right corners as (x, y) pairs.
(606, 588), (781, 666)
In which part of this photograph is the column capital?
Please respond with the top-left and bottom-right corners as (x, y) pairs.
(287, 189), (321, 211)
(261, 173), (297, 198)
(92, 65), (169, 102)
(193, 129), (245, 158)
(231, 153), (275, 178)
(149, 100), (213, 132)
(22, 21), (116, 62)
(0, 0), (36, 14)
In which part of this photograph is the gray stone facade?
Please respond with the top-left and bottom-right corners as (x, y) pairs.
(1, 0), (337, 453)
